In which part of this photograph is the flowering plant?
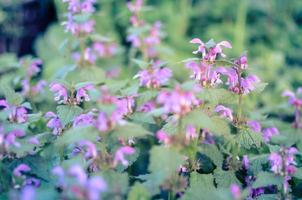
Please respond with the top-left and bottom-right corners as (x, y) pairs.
(0, 1), (302, 200)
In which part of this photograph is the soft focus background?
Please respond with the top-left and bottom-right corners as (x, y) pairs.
(0, 0), (302, 105)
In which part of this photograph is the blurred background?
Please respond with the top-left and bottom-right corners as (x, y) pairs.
(0, 0), (302, 106)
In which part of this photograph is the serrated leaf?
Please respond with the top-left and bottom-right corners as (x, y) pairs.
(66, 67), (105, 84)
(252, 172), (283, 188)
(182, 109), (230, 136)
(56, 105), (82, 127)
(55, 126), (98, 147)
(235, 129), (263, 149)
(213, 169), (240, 188)
(100, 170), (129, 198)
(197, 88), (236, 105)
(127, 182), (151, 200)
(112, 123), (151, 139)
(199, 144), (223, 167)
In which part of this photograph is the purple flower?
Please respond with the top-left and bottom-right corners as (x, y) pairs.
(230, 184), (241, 200)
(68, 165), (88, 185)
(241, 75), (260, 94)
(73, 113), (95, 127)
(25, 178), (41, 187)
(135, 62), (172, 88)
(86, 176), (107, 200)
(114, 146), (135, 166)
(247, 120), (262, 132)
(49, 83), (68, 104)
(45, 112), (63, 135)
(283, 88), (302, 108)
(76, 140), (98, 160)
(28, 137), (40, 145)
(127, 0), (143, 13)
(95, 112), (110, 132)
(156, 130), (170, 145)
(13, 164), (31, 177)
(186, 61), (223, 87)
(31, 80), (47, 95)
(215, 105), (233, 121)
(139, 101), (156, 112)
(84, 48), (97, 64)
(235, 54), (248, 70)
(20, 186), (36, 200)
(0, 100), (28, 123)
(157, 87), (199, 117)
(76, 84), (94, 103)
(4, 129), (26, 148)
(185, 125), (198, 141)
(242, 155), (249, 169)
(262, 127), (279, 142)
(190, 38), (206, 55)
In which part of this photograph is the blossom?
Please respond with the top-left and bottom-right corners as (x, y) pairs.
(75, 140), (98, 160)
(76, 84), (94, 103)
(31, 80), (47, 95)
(235, 54), (248, 70)
(95, 112), (110, 132)
(283, 88), (302, 108)
(93, 42), (118, 58)
(139, 101), (156, 112)
(241, 75), (260, 94)
(230, 184), (241, 200)
(156, 130), (170, 145)
(45, 112), (63, 135)
(20, 186), (36, 200)
(114, 146), (135, 166)
(185, 61), (223, 87)
(0, 99), (28, 123)
(247, 120), (262, 132)
(134, 62), (172, 88)
(215, 105), (233, 121)
(83, 48), (97, 64)
(127, 0), (143, 13)
(73, 113), (95, 127)
(269, 147), (297, 174)
(49, 83), (68, 104)
(157, 87), (199, 116)
(262, 127), (279, 142)
(242, 155), (249, 169)
(190, 38), (206, 55)
(185, 125), (198, 141)
(13, 164), (31, 177)
(2, 129), (25, 148)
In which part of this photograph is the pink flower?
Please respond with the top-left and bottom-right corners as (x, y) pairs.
(135, 62), (172, 88)
(127, 0), (143, 13)
(242, 155), (249, 169)
(13, 164), (31, 177)
(262, 127), (279, 142)
(76, 84), (94, 103)
(49, 83), (68, 104)
(139, 101), (156, 112)
(247, 120), (262, 132)
(45, 112), (63, 135)
(73, 113), (95, 127)
(76, 140), (98, 160)
(157, 87), (199, 116)
(283, 88), (302, 108)
(190, 38), (206, 55)
(114, 146), (135, 166)
(31, 80), (47, 95)
(185, 125), (198, 141)
(235, 54), (248, 70)
(95, 112), (110, 132)
(215, 105), (233, 121)
(0, 100), (28, 123)
(230, 184), (241, 200)
(156, 130), (170, 145)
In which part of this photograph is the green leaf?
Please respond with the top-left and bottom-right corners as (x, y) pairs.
(199, 144), (223, 167)
(213, 169), (240, 188)
(252, 172), (283, 188)
(235, 129), (263, 149)
(182, 109), (230, 136)
(127, 182), (151, 200)
(132, 59), (149, 69)
(56, 105), (83, 127)
(66, 67), (105, 84)
(55, 126), (98, 147)
(100, 170), (129, 198)
(112, 123), (151, 139)
(197, 88), (236, 105)
(0, 81), (23, 105)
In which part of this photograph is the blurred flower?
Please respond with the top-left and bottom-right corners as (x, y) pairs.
(49, 83), (68, 104)
(139, 101), (156, 112)
(73, 113), (95, 127)
(13, 164), (31, 177)
(134, 61), (172, 88)
(156, 130), (170, 145)
(235, 54), (248, 70)
(45, 112), (63, 135)
(157, 87), (199, 117)
(76, 84), (94, 103)
(75, 140), (98, 160)
(262, 127), (279, 142)
(114, 146), (135, 166)
(242, 155), (249, 170)
(247, 120), (262, 132)
(0, 100), (28, 123)
(230, 184), (241, 200)
(20, 186), (36, 200)
(215, 105), (233, 121)
(185, 125), (198, 141)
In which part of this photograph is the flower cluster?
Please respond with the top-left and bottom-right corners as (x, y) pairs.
(52, 165), (107, 200)
(62, 0), (96, 36)
(269, 147), (297, 194)
(134, 61), (172, 88)
(0, 100), (28, 123)
(283, 88), (302, 128)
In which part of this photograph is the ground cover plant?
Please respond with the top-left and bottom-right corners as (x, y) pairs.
(0, 0), (302, 199)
